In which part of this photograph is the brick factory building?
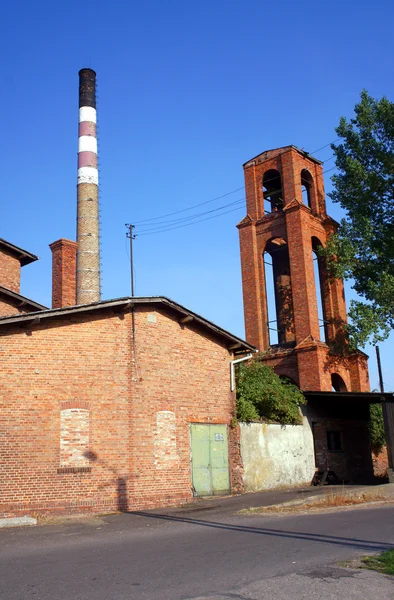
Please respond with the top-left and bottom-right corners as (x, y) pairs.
(0, 244), (254, 516)
(1, 67), (257, 518)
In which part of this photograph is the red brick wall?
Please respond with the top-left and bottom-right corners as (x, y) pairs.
(0, 249), (21, 293)
(372, 447), (388, 477)
(0, 311), (131, 517)
(0, 299), (29, 317)
(312, 417), (373, 482)
(127, 307), (239, 508)
(0, 306), (239, 517)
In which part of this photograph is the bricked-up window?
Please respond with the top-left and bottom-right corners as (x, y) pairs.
(263, 170), (283, 214)
(327, 430), (342, 452)
(301, 169), (313, 209)
(60, 408), (90, 468)
(154, 410), (179, 470)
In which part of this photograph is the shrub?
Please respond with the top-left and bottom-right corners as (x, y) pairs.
(235, 357), (305, 424)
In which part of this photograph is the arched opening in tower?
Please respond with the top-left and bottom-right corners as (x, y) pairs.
(331, 373), (347, 392)
(263, 238), (295, 346)
(312, 237), (328, 343)
(263, 170), (284, 214)
(301, 169), (313, 209)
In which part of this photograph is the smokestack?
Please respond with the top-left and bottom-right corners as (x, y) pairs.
(49, 238), (78, 308)
(77, 68), (100, 304)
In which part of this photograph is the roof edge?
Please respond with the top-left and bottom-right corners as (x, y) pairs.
(243, 145), (324, 168)
(304, 390), (394, 402)
(0, 286), (47, 311)
(0, 295), (257, 353)
(0, 238), (39, 266)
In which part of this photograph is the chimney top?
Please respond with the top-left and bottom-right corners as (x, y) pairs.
(78, 69), (96, 109)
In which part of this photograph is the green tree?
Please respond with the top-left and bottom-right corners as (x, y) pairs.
(369, 403), (386, 455)
(326, 91), (394, 347)
(235, 358), (305, 424)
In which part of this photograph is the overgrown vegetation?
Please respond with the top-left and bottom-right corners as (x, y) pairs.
(369, 403), (386, 454)
(235, 358), (305, 424)
(362, 550), (394, 576)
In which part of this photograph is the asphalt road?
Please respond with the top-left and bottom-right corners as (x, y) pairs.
(1, 505), (393, 599)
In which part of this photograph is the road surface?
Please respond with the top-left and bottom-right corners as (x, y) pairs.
(0, 504), (393, 599)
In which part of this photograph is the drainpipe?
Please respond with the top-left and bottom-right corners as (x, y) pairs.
(230, 354), (254, 392)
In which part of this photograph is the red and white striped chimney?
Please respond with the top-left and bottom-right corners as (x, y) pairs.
(76, 68), (101, 304)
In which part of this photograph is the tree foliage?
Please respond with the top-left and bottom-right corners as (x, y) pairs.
(326, 91), (394, 347)
(235, 358), (305, 424)
(369, 403), (386, 455)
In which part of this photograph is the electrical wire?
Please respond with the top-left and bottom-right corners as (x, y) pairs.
(309, 138), (340, 154)
(136, 197), (245, 233)
(135, 156), (335, 233)
(133, 187), (245, 225)
(129, 140), (341, 237)
(135, 162), (337, 237)
(137, 205), (244, 236)
(133, 140), (340, 226)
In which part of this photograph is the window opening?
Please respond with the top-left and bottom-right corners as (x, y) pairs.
(331, 373), (347, 392)
(327, 431), (342, 452)
(312, 250), (326, 342)
(301, 169), (313, 209)
(263, 170), (284, 214)
(264, 238), (295, 346)
(264, 252), (278, 345)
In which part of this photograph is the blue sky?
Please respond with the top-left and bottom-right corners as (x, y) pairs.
(1, 1), (393, 390)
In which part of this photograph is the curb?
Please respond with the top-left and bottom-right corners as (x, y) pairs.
(0, 516), (37, 529)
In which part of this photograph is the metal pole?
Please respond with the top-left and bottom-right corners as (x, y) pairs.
(125, 224), (135, 297)
(376, 346), (394, 480)
(376, 346), (384, 393)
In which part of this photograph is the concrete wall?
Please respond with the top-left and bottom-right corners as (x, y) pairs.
(240, 418), (315, 491)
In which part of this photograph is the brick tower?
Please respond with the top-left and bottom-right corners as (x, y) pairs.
(237, 146), (370, 392)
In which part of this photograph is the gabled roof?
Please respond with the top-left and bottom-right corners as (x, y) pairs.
(0, 238), (39, 266)
(0, 295), (257, 355)
(243, 145), (323, 168)
(0, 286), (47, 312)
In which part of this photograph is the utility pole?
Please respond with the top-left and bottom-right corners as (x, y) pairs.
(125, 224), (136, 297)
(376, 345), (394, 482)
(376, 346), (384, 393)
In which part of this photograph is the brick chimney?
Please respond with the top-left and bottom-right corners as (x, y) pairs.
(49, 239), (78, 308)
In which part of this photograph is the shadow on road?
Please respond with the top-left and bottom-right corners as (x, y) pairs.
(131, 511), (394, 552)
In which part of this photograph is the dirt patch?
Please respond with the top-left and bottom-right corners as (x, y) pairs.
(30, 512), (112, 527)
(242, 491), (393, 515)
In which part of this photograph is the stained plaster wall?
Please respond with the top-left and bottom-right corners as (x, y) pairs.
(240, 418), (315, 490)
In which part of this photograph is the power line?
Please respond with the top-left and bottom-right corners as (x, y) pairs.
(133, 140), (340, 226)
(133, 186), (244, 225)
(137, 205), (244, 236)
(136, 197), (245, 233)
(310, 138), (340, 154)
(135, 155), (336, 233)
(135, 162), (338, 237)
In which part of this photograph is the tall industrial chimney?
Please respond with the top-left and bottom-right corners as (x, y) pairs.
(76, 68), (100, 304)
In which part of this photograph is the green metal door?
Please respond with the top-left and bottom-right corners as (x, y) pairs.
(190, 424), (230, 496)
